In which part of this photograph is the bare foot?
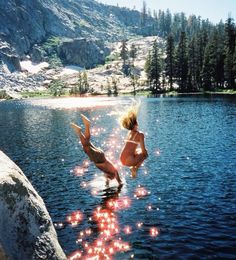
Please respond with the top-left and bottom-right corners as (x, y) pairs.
(130, 166), (137, 178)
(81, 114), (91, 127)
(70, 122), (82, 133)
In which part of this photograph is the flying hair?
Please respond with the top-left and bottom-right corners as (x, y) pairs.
(120, 99), (140, 130)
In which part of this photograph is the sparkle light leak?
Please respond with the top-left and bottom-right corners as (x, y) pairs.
(62, 114), (161, 259)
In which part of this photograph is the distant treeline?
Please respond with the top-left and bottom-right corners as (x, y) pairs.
(129, 2), (236, 93)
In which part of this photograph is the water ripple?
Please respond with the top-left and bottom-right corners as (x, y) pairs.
(0, 96), (236, 258)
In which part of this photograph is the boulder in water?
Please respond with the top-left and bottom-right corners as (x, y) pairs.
(0, 151), (66, 260)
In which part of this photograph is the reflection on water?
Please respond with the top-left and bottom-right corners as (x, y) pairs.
(0, 96), (236, 259)
(23, 96), (125, 109)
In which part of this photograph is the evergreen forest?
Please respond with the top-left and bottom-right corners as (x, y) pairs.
(124, 2), (236, 94)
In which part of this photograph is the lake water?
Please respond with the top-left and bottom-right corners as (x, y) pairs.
(0, 95), (236, 259)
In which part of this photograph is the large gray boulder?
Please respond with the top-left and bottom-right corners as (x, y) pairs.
(0, 41), (21, 72)
(0, 151), (66, 260)
(58, 38), (110, 68)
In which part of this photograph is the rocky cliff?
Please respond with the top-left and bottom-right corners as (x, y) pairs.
(0, 0), (144, 70)
(0, 151), (66, 260)
(58, 38), (110, 68)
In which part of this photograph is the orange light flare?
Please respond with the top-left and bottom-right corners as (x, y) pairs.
(73, 166), (86, 177)
(85, 228), (92, 235)
(91, 127), (102, 136)
(91, 189), (99, 196)
(80, 181), (88, 188)
(84, 242), (114, 259)
(82, 202), (132, 259)
(136, 222), (143, 229)
(106, 196), (131, 211)
(91, 116), (99, 122)
(123, 225), (132, 235)
(150, 227), (159, 237)
(66, 210), (83, 226)
(134, 186), (150, 199)
(77, 228), (92, 241)
(112, 239), (131, 252)
(82, 160), (90, 167)
(67, 250), (83, 260)
(54, 222), (64, 229)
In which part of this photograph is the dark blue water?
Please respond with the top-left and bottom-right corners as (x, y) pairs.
(0, 96), (236, 259)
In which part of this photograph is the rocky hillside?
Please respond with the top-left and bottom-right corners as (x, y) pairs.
(0, 0), (160, 97)
(0, 0), (146, 71)
(61, 36), (164, 94)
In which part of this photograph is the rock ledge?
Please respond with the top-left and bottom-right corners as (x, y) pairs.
(0, 151), (66, 260)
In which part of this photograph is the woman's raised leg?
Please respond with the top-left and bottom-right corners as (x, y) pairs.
(70, 122), (89, 147)
(81, 114), (91, 139)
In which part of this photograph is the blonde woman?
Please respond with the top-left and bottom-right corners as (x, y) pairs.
(71, 114), (122, 187)
(119, 104), (148, 177)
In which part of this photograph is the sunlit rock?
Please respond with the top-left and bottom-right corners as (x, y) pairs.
(0, 151), (66, 260)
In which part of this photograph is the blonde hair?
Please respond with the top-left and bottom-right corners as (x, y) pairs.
(120, 102), (140, 130)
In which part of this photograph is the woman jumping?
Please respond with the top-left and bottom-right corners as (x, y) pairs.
(71, 114), (122, 187)
(119, 103), (148, 177)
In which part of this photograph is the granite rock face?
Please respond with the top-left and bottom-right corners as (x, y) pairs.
(0, 0), (141, 57)
(0, 41), (21, 72)
(0, 151), (66, 260)
(58, 38), (110, 68)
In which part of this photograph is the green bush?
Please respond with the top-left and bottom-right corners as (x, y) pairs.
(48, 79), (66, 96)
(42, 37), (63, 68)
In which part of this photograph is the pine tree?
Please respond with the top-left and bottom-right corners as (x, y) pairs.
(120, 40), (128, 65)
(180, 12), (187, 32)
(158, 10), (165, 37)
(130, 44), (137, 66)
(187, 37), (198, 91)
(106, 78), (112, 96)
(112, 77), (118, 96)
(165, 9), (172, 36)
(130, 73), (139, 96)
(215, 23), (225, 88)
(82, 72), (89, 93)
(224, 18), (236, 89)
(233, 44), (236, 90)
(144, 50), (152, 87)
(195, 30), (208, 90)
(201, 40), (215, 91)
(175, 32), (188, 92)
(165, 33), (175, 90)
(171, 13), (182, 41)
(120, 39), (129, 75)
(77, 72), (84, 95)
(153, 10), (158, 35)
(140, 1), (147, 27)
(147, 40), (162, 93)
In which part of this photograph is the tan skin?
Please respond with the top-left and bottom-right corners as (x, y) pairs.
(71, 114), (122, 187)
(120, 123), (148, 177)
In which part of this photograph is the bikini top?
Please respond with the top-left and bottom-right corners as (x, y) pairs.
(125, 132), (139, 145)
